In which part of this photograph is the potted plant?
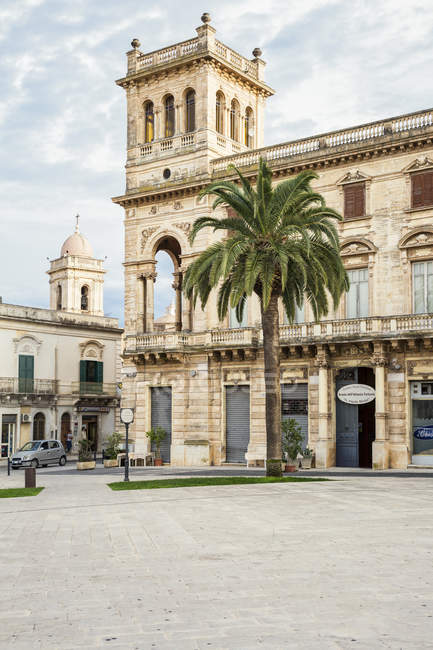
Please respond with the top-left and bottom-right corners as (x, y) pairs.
(104, 432), (122, 468)
(76, 439), (96, 470)
(145, 426), (166, 466)
(301, 447), (313, 469)
(281, 418), (303, 472)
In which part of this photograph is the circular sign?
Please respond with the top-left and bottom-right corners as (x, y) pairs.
(120, 407), (134, 424)
(337, 384), (376, 405)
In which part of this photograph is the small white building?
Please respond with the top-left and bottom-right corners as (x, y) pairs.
(0, 220), (123, 457)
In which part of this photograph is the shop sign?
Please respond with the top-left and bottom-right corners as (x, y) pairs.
(414, 426), (433, 440)
(77, 406), (110, 413)
(337, 384), (376, 405)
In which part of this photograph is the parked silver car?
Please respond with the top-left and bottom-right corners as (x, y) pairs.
(11, 440), (67, 469)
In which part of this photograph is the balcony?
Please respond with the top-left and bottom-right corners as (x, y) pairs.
(0, 378), (57, 395)
(70, 382), (118, 397)
(125, 314), (433, 355)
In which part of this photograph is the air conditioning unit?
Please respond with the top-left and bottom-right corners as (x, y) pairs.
(21, 414), (30, 423)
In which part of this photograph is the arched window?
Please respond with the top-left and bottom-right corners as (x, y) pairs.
(230, 100), (240, 141)
(81, 286), (89, 311)
(244, 107), (254, 147)
(164, 95), (175, 138)
(144, 101), (154, 143)
(33, 412), (45, 441)
(216, 92), (225, 135)
(56, 284), (62, 310)
(185, 90), (195, 133)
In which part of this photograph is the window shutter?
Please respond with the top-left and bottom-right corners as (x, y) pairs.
(96, 362), (103, 384)
(80, 360), (86, 383)
(425, 172), (433, 206)
(344, 183), (365, 219)
(412, 174), (425, 207)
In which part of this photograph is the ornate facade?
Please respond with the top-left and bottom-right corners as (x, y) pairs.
(113, 15), (433, 469)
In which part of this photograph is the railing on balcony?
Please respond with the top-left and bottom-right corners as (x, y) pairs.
(211, 108), (433, 174)
(131, 36), (259, 80)
(0, 378), (57, 394)
(138, 133), (195, 159)
(71, 382), (118, 396)
(126, 313), (433, 353)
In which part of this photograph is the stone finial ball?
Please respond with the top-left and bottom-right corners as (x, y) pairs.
(252, 47), (262, 58)
(201, 12), (211, 23)
(131, 38), (141, 49)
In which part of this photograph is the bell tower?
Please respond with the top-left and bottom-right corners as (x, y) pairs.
(48, 216), (105, 316)
(115, 13), (274, 196)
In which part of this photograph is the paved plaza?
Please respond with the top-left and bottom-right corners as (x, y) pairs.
(0, 466), (432, 649)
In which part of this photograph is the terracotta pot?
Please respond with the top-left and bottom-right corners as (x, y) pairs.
(285, 464), (297, 472)
(76, 461), (96, 471)
(154, 458), (163, 466)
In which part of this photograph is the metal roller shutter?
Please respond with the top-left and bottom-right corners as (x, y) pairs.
(226, 385), (250, 463)
(281, 383), (308, 449)
(150, 386), (172, 462)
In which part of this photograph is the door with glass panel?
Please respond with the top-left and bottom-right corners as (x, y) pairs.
(1, 417), (15, 458)
(346, 269), (368, 318)
(413, 261), (433, 314)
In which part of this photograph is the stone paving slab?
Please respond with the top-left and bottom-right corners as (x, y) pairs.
(0, 469), (432, 648)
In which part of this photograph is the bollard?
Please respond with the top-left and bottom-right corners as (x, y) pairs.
(25, 467), (36, 488)
(7, 457), (10, 476)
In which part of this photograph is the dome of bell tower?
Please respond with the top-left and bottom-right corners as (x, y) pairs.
(60, 215), (94, 258)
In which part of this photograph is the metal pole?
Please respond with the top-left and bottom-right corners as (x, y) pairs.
(7, 457), (10, 476)
(124, 422), (129, 482)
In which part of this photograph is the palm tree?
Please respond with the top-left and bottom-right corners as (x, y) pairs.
(183, 158), (348, 476)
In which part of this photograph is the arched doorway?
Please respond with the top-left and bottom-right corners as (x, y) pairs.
(33, 412), (45, 441)
(61, 412), (71, 449)
(336, 367), (376, 467)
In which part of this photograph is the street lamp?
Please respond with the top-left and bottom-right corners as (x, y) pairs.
(120, 407), (134, 482)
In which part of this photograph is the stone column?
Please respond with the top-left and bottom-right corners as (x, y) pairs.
(136, 274), (147, 333)
(315, 348), (332, 468)
(372, 351), (390, 469)
(172, 272), (182, 332)
(144, 272), (157, 332)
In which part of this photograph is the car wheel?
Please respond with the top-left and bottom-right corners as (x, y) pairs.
(59, 455), (66, 466)
(31, 459), (39, 469)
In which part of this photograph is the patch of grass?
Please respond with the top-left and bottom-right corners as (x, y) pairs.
(108, 476), (328, 491)
(0, 487), (44, 498)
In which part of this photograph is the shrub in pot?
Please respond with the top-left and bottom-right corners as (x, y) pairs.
(301, 447), (313, 469)
(146, 426), (166, 466)
(282, 418), (303, 472)
(104, 431), (122, 468)
(77, 439), (96, 470)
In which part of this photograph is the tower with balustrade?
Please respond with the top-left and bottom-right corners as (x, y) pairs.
(113, 14), (433, 471)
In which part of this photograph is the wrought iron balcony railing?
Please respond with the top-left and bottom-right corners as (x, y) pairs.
(0, 378), (57, 394)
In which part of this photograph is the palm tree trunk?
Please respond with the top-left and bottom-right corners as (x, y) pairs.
(260, 292), (282, 477)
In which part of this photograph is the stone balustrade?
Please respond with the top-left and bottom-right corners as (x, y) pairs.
(125, 313), (433, 354)
(129, 37), (259, 80)
(211, 108), (433, 174)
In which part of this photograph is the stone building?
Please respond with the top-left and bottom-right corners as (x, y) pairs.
(0, 220), (122, 458)
(112, 14), (433, 469)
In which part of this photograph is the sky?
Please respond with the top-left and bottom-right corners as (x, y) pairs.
(1, 0), (433, 322)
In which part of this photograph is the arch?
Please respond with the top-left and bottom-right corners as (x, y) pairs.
(143, 100), (154, 143)
(79, 339), (104, 361)
(56, 284), (62, 310)
(184, 88), (195, 133)
(340, 237), (378, 256)
(216, 91), (225, 135)
(164, 94), (175, 138)
(153, 235), (182, 268)
(144, 227), (191, 262)
(33, 412), (45, 441)
(244, 106), (254, 147)
(398, 226), (433, 249)
(81, 285), (89, 311)
(230, 99), (240, 141)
